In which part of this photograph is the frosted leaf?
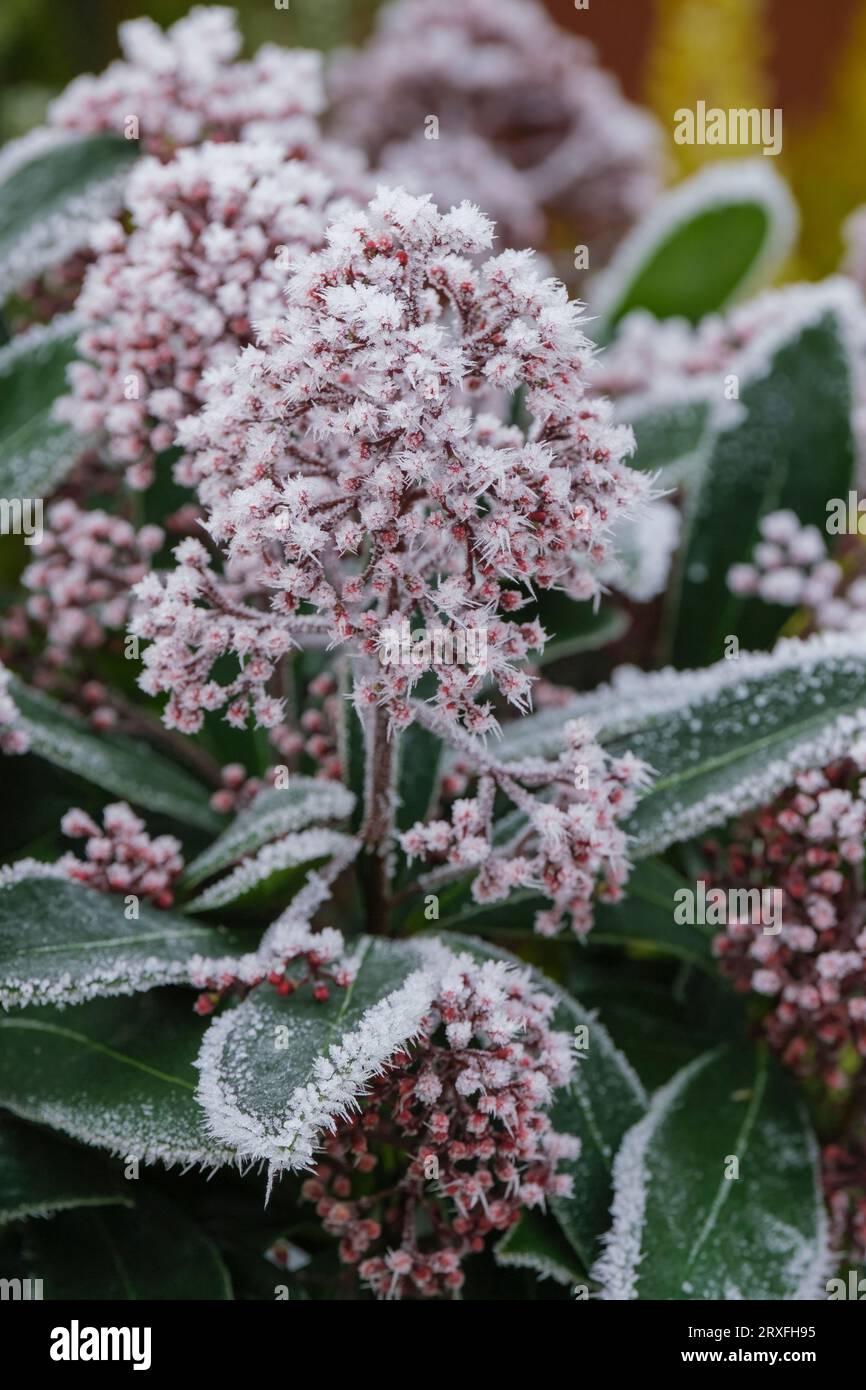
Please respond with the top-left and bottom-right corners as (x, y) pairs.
(0, 873), (250, 1009)
(500, 631), (866, 855)
(0, 132), (134, 296)
(5, 673), (219, 832)
(183, 780), (355, 891)
(591, 159), (798, 326)
(0, 989), (233, 1172)
(493, 1209), (583, 1287)
(195, 937), (437, 1179)
(592, 1045), (830, 1300)
(184, 828), (358, 915)
(0, 1115), (133, 1225)
(0, 316), (86, 499)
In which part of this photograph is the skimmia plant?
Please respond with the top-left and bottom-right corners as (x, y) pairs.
(1, 1), (866, 1303)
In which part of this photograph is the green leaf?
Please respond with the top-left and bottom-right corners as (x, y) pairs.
(196, 938), (431, 1173)
(0, 874), (249, 1008)
(6, 676), (220, 833)
(395, 719), (442, 831)
(0, 318), (83, 497)
(494, 1207), (585, 1287)
(0, 989), (229, 1170)
(592, 860), (715, 970)
(627, 397), (711, 479)
(22, 1192), (232, 1299)
(592, 1045), (828, 1300)
(337, 663), (366, 835)
(442, 934), (647, 1270)
(0, 132), (135, 299)
(593, 161), (797, 329)
(607, 632), (866, 856)
(0, 1115), (132, 1225)
(182, 780), (354, 891)
(531, 591), (629, 665)
(667, 300), (857, 666)
(563, 959), (747, 1092)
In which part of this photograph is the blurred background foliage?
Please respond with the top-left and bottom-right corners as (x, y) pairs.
(1, 0), (864, 278)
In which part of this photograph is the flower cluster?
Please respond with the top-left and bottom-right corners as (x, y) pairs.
(0, 660), (29, 756)
(707, 757), (866, 1093)
(192, 923), (351, 1017)
(48, 7), (325, 154)
(824, 1140), (866, 1266)
(329, 0), (661, 253)
(22, 500), (164, 656)
(59, 802), (184, 908)
(299, 950), (578, 1299)
(402, 717), (651, 937)
(57, 138), (367, 488)
(728, 508), (866, 633)
(134, 186), (649, 737)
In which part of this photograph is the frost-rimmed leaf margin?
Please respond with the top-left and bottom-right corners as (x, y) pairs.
(494, 1207), (586, 1287)
(184, 828), (356, 915)
(182, 780), (355, 891)
(0, 1114), (134, 1226)
(0, 868), (251, 1009)
(590, 1043), (831, 1301)
(591, 159), (797, 328)
(0, 128), (135, 298)
(5, 675), (220, 833)
(0, 989), (233, 1173)
(498, 630), (866, 857)
(0, 314), (88, 498)
(194, 936), (436, 1184)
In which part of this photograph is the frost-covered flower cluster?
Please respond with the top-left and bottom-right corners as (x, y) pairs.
(824, 1140), (866, 1267)
(192, 922), (351, 1016)
(299, 950), (578, 1299)
(48, 6), (325, 154)
(330, 0), (661, 253)
(133, 186), (649, 737)
(0, 660), (29, 756)
(708, 758), (866, 1093)
(58, 802), (184, 908)
(22, 500), (164, 655)
(403, 717), (650, 938)
(728, 508), (866, 633)
(57, 139), (367, 488)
